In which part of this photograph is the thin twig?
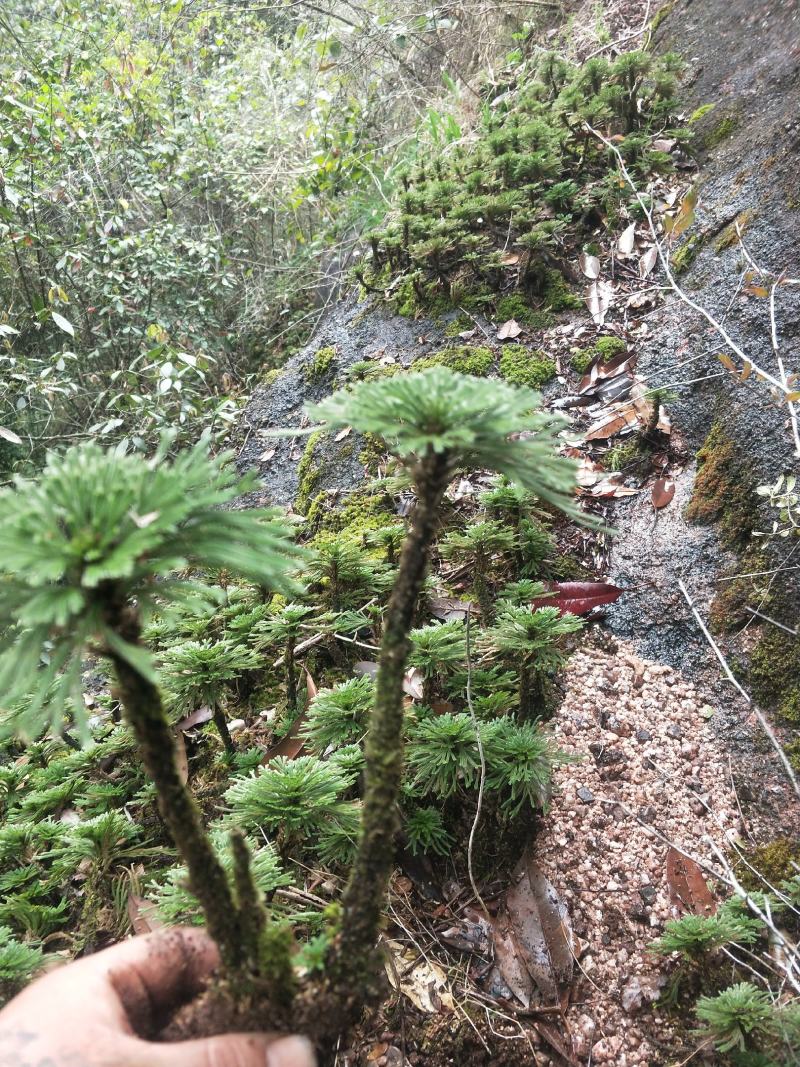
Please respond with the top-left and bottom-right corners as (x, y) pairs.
(770, 277), (800, 458)
(465, 603), (489, 918)
(678, 579), (800, 800)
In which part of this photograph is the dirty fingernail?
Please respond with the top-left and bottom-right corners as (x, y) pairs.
(266, 1035), (317, 1067)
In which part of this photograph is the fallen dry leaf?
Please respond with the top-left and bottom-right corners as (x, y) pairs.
(652, 477), (676, 509)
(403, 666), (425, 701)
(176, 706), (213, 732)
(497, 318), (522, 340)
(585, 279), (614, 326)
(334, 426), (352, 442)
(639, 246), (658, 278)
(583, 404), (639, 441)
(127, 894), (165, 935)
(617, 222), (636, 256)
(578, 252), (600, 279)
(666, 847), (716, 916)
(384, 939), (455, 1013)
(488, 849), (575, 1008)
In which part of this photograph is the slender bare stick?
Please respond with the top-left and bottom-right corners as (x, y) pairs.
(769, 278), (800, 458)
(677, 579), (800, 800)
(464, 603), (488, 917)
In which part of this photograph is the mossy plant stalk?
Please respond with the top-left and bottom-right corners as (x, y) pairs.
(284, 637), (298, 715)
(212, 703), (235, 754)
(106, 600), (246, 974)
(331, 447), (451, 1004)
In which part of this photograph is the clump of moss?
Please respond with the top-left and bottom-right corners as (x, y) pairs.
(749, 624), (800, 714)
(571, 349), (593, 375)
(261, 368), (282, 387)
(704, 113), (740, 150)
(650, 0), (678, 33)
(689, 102), (716, 124)
(739, 838), (800, 891)
(685, 421), (758, 549)
(415, 345), (494, 377)
(308, 488), (396, 546)
(345, 360), (399, 383)
(594, 336), (627, 362)
(541, 270), (583, 312)
(359, 431), (386, 475)
(443, 315), (474, 338)
(306, 346), (337, 382)
(295, 431), (322, 514)
(714, 209), (754, 253)
(785, 738), (800, 772)
(605, 438), (644, 471)
(495, 294), (555, 331)
(671, 233), (704, 274)
(498, 346), (556, 389)
(707, 547), (769, 633)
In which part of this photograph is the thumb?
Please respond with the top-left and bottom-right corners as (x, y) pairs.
(141, 1032), (317, 1067)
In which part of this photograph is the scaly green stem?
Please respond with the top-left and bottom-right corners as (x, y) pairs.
(330, 446), (451, 1003)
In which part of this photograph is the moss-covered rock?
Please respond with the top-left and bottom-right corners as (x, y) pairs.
(594, 336), (627, 362)
(739, 837), (800, 891)
(685, 421), (758, 549)
(498, 346), (556, 389)
(570, 348), (593, 375)
(671, 233), (704, 274)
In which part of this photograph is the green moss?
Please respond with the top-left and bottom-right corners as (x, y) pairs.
(739, 838), (800, 891)
(707, 550), (765, 633)
(704, 113), (740, 150)
(605, 438), (643, 471)
(414, 345), (494, 377)
(571, 349), (593, 374)
(749, 625), (800, 712)
(443, 315), (474, 338)
(785, 738), (800, 772)
(261, 368), (282, 387)
(306, 346), (337, 382)
(685, 421), (758, 550)
(498, 346), (556, 389)
(295, 431), (323, 514)
(541, 269), (583, 312)
(671, 233), (704, 274)
(781, 689), (800, 725)
(714, 209), (754, 253)
(594, 336), (627, 362)
(689, 103), (716, 124)
(650, 0), (678, 33)
(359, 431), (386, 475)
(309, 488), (396, 546)
(495, 295), (555, 330)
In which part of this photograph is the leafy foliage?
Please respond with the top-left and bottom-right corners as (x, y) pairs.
(0, 435), (300, 739)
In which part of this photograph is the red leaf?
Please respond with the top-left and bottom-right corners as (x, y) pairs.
(652, 477), (676, 509)
(666, 847), (716, 916)
(531, 581), (623, 616)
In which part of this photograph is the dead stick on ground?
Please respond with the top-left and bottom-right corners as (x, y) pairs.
(677, 578), (800, 800)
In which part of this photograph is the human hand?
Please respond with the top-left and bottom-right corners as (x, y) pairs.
(0, 927), (316, 1067)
